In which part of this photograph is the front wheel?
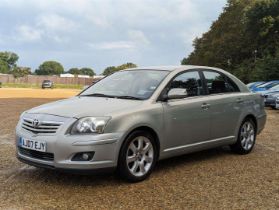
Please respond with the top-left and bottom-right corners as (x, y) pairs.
(117, 130), (158, 182)
(230, 119), (256, 154)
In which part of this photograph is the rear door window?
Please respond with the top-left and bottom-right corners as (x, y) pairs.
(203, 71), (239, 94)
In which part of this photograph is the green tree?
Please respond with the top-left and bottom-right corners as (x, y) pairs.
(181, 0), (279, 82)
(0, 60), (9, 74)
(0, 51), (19, 73)
(246, 0), (279, 57)
(102, 63), (137, 76)
(103, 66), (117, 76)
(35, 61), (64, 75)
(10, 67), (31, 78)
(68, 68), (80, 75)
(252, 52), (279, 81)
(68, 67), (95, 76)
(80, 67), (95, 76)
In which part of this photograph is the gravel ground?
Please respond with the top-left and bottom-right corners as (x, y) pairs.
(0, 96), (278, 209)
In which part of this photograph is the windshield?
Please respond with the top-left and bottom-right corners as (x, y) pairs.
(258, 81), (279, 88)
(269, 84), (279, 91)
(257, 82), (272, 88)
(80, 70), (169, 100)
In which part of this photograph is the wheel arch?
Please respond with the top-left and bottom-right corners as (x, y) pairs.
(243, 114), (258, 133)
(120, 126), (161, 159)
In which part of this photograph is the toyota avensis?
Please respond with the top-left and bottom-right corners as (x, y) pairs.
(16, 66), (266, 182)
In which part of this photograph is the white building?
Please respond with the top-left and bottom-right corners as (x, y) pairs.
(94, 75), (105, 79)
(77, 75), (90, 78)
(60, 73), (74, 78)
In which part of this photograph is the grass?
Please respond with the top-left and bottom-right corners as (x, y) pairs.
(1, 83), (84, 89)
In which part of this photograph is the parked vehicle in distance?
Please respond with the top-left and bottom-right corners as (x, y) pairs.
(259, 84), (279, 95)
(247, 81), (265, 91)
(41, 80), (54, 89)
(16, 66), (266, 182)
(263, 92), (279, 109)
(252, 80), (279, 92)
(276, 95), (279, 109)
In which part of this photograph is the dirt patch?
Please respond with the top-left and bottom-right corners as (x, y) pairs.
(0, 97), (278, 209)
(0, 88), (79, 99)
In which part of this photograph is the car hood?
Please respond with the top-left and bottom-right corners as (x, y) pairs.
(26, 96), (144, 118)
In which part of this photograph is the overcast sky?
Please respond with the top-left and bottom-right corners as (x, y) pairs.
(0, 0), (226, 74)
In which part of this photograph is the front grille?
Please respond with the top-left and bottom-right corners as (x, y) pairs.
(18, 147), (54, 161)
(21, 118), (62, 134)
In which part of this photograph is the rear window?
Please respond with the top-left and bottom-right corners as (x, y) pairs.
(203, 71), (240, 94)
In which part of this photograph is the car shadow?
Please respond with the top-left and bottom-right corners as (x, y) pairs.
(19, 146), (235, 186)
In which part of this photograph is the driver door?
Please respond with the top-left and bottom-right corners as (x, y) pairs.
(161, 70), (211, 153)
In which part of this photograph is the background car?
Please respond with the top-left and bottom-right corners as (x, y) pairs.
(276, 96), (279, 109)
(247, 81), (265, 91)
(252, 80), (279, 92)
(263, 92), (279, 109)
(41, 80), (54, 89)
(259, 84), (279, 95)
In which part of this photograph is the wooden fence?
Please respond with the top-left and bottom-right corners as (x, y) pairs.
(0, 74), (94, 85)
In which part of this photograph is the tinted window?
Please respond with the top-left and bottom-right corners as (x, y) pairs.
(169, 71), (204, 97)
(203, 71), (239, 94)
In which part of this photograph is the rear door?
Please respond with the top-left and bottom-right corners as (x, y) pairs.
(201, 70), (244, 139)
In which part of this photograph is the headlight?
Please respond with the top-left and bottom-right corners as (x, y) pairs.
(70, 117), (111, 135)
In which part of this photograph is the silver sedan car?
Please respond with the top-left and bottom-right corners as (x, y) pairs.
(16, 66), (266, 182)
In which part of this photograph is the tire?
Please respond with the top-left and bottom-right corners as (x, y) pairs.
(271, 106), (277, 110)
(117, 130), (158, 182)
(230, 118), (256, 155)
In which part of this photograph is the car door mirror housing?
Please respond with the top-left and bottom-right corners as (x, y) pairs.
(167, 88), (188, 100)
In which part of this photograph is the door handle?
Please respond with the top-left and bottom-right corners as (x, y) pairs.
(236, 98), (244, 104)
(201, 103), (210, 110)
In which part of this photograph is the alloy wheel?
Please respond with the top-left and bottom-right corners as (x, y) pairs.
(126, 136), (154, 177)
(240, 121), (255, 151)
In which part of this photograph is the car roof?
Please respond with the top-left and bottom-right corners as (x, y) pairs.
(125, 65), (249, 93)
(126, 65), (224, 72)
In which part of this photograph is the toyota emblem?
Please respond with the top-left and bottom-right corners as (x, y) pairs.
(32, 119), (40, 127)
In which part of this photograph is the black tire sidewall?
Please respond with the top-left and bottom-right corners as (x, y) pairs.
(117, 130), (158, 182)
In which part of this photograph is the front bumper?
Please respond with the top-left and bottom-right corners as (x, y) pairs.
(264, 98), (276, 107)
(42, 84), (52, 88)
(16, 117), (124, 171)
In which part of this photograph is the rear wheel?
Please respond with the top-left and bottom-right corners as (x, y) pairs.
(117, 130), (158, 182)
(230, 118), (256, 154)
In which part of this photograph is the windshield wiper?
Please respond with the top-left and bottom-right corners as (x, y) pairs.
(116, 95), (143, 100)
(80, 93), (143, 100)
(80, 93), (115, 98)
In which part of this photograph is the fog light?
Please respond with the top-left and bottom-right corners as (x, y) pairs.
(72, 152), (94, 161)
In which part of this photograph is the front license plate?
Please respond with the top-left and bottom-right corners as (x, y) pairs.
(19, 137), (46, 152)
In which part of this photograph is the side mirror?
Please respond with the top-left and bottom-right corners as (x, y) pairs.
(167, 88), (188, 100)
